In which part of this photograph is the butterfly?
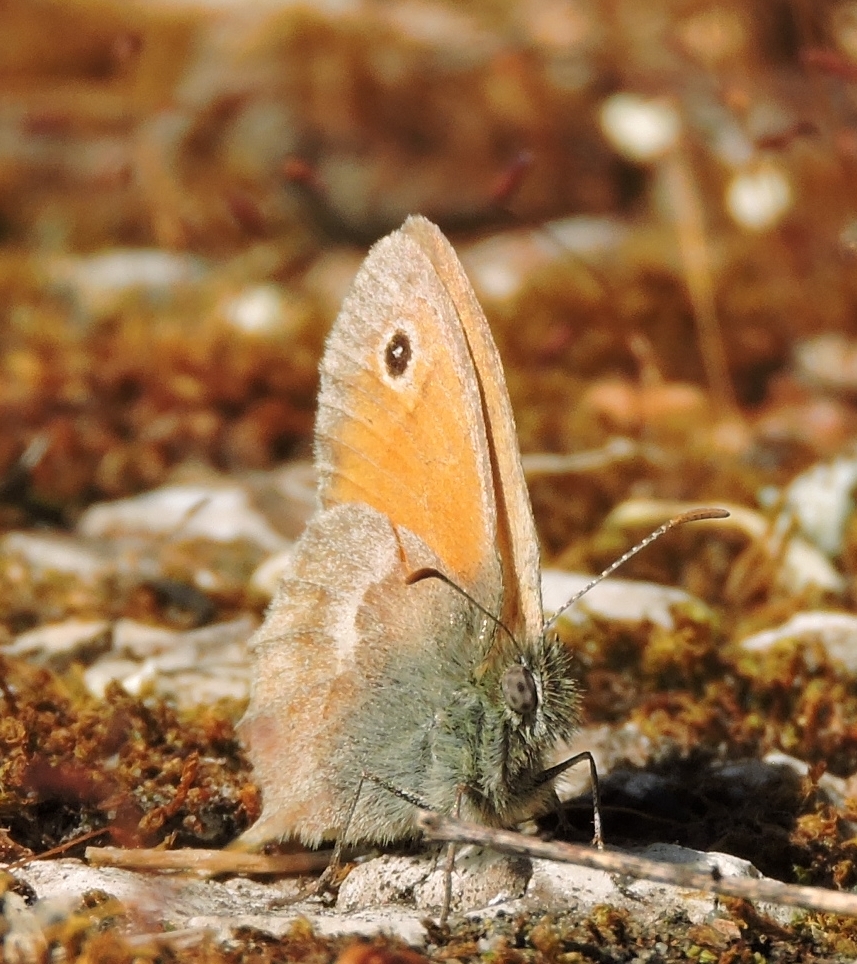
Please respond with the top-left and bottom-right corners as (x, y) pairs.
(238, 216), (583, 871)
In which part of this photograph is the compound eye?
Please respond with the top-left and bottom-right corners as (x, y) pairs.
(502, 664), (537, 714)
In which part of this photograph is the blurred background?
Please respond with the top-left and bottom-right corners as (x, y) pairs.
(7, 0), (857, 908)
(3, 0), (857, 530)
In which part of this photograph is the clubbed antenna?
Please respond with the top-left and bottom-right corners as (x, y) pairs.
(405, 567), (522, 662)
(543, 507), (730, 636)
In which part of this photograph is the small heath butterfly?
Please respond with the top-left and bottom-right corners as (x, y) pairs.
(238, 216), (581, 853)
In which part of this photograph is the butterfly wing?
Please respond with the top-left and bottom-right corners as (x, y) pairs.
(314, 216), (508, 611)
(239, 501), (470, 847)
(401, 216), (543, 641)
(239, 217), (545, 848)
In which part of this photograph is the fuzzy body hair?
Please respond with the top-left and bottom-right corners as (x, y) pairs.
(238, 216), (581, 851)
(240, 502), (580, 847)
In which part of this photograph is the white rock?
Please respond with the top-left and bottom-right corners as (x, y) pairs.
(16, 859), (183, 919)
(0, 532), (111, 580)
(726, 162), (792, 231)
(46, 250), (205, 319)
(760, 752), (851, 810)
(552, 721), (656, 801)
(461, 228), (560, 303)
(111, 619), (187, 659)
(83, 616), (255, 703)
(526, 860), (617, 908)
(300, 249), (365, 323)
(778, 538), (845, 594)
(336, 854), (434, 912)
(528, 844), (791, 926)
(187, 908), (428, 946)
(460, 218), (625, 304)
(383, 1), (496, 57)
(641, 842), (759, 876)
(2, 893), (48, 964)
(605, 499), (845, 595)
(599, 93), (681, 162)
(544, 215), (628, 255)
(112, 615), (254, 660)
(115, 659), (161, 697)
(739, 611), (857, 672)
(308, 909), (428, 944)
(7, 620), (111, 669)
(794, 332), (857, 392)
(78, 484), (291, 553)
(541, 569), (711, 628)
(12, 842), (796, 948)
(336, 850), (530, 914)
(241, 462), (316, 543)
(221, 284), (303, 336)
(158, 671), (250, 704)
(714, 753), (850, 811)
(250, 547), (295, 598)
(16, 856), (428, 946)
(83, 658), (148, 698)
(781, 451), (857, 557)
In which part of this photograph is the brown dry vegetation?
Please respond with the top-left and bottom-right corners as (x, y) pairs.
(5, 0), (857, 961)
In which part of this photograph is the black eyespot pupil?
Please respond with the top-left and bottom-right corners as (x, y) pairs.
(502, 665), (537, 714)
(385, 330), (411, 377)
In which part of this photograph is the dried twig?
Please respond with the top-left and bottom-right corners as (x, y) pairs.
(85, 846), (331, 876)
(418, 811), (857, 918)
(520, 438), (642, 477)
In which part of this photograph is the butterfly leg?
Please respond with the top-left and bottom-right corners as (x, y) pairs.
(537, 750), (603, 848)
(359, 772), (461, 924)
(542, 786), (571, 840)
(439, 786), (464, 927)
(314, 774), (366, 899)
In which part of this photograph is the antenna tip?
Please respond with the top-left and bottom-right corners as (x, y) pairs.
(675, 507), (730, 524)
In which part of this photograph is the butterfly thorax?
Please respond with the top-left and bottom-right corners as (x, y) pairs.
(341, 606), (581, 840)
(461, 631), (580, 824)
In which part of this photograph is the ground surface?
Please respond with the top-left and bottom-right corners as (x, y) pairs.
(4, 0), (857, 961)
